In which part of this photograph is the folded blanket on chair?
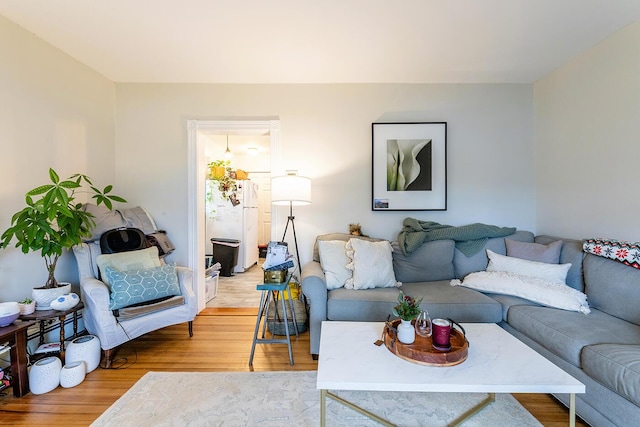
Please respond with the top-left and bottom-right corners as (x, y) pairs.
(397, 219), (516, 257)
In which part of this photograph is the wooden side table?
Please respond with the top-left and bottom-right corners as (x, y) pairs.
(0, 321), (35, 397)
(19, 301), (85, 363)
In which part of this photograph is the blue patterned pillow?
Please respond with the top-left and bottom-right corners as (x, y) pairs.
(106, 264), (181, 310)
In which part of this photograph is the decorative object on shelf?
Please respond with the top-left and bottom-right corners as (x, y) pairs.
(0, 302), (20, 327)
(50, 292), (80, 311)
(372, 122), (447, 211)
(392, 291), (422, 344)
(29, 356), (62, 395)
(271, 171), (312, 278)
(415, 309), (432, 338)
(32, 282), (72, 311)
(18, 298), (36, 315)
(66, 335), (101, 373)
(59, 360), (86, 388)
(0, 168), (126, 307)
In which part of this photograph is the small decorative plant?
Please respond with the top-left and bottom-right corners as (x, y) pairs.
(0, 168), (126, 289)
(392, 291), (423, 321)
(207, 159), (237, 200)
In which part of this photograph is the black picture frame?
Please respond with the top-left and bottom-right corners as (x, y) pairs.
(372, 122), (447, 211)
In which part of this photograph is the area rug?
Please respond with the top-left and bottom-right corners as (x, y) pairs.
(92, 371), (542, 426)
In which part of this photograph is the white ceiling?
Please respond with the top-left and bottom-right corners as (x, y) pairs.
(2, 0), (640, 84)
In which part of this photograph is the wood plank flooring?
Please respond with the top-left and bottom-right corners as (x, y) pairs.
(0, 265), (588, 426)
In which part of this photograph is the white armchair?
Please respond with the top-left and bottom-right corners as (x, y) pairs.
(72, 242), (197, 368)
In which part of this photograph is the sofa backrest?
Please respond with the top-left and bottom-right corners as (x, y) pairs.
(535, 235), (585, 291)
(584, 254), (640, 326)
(391, 230), (534, 282)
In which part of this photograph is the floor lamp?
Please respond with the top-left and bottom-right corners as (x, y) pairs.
(271, 172), (311, 278)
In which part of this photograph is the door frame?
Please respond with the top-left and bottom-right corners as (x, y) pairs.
(187, 119), (281, 311)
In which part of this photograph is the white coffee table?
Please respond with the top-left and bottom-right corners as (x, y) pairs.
(317, 321), (584, 427)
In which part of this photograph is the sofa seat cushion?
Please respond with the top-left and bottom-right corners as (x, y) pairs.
(581, 344), (640, 407)
(508, 305), (640, 367)
(327, 280), (502, 323)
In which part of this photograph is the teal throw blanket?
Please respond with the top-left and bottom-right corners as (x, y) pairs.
(397, 219), (516, 257)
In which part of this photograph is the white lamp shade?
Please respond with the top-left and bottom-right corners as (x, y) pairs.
(271, 175), (311, 206)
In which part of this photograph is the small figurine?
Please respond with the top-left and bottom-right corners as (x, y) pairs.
(349, 223), (367, 237)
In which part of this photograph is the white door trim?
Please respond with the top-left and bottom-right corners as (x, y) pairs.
(187, 119), (281, 312)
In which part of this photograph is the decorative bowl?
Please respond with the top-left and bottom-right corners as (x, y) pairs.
(50, 293), (80, 311)
(0, 302), (20, 327)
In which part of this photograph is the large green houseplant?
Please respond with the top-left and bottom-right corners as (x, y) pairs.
(0, 168), (126, 289)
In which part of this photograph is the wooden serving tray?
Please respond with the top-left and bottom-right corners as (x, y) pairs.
(383, 319), (469, 367)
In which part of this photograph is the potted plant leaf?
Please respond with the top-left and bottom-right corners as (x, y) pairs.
(0, 168), (126, 309)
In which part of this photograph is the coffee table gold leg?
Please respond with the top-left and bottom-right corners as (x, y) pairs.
(570, 393), (576, 427)
(324, 390), (395, 427)
(449, 393), (495, 427)
(320, 389), (326, 427)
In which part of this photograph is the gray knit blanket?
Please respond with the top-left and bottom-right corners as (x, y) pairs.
(397, 219), (516, 257)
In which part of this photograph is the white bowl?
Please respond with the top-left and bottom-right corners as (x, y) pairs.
(50, 293), (80, 311)
(0, 302), (20, 327)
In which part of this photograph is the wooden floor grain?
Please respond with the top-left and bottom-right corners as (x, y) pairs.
(0, 309), (587, 426)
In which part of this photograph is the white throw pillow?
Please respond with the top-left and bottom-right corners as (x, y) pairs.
(317, 240), (351, 290)
(486, 249), (571, 284)
(344, 239), (401, 290)
(96, 246), (162, 286)
(451, 271), (590, 314)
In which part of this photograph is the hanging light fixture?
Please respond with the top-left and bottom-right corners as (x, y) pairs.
(224, 135), (232, 159)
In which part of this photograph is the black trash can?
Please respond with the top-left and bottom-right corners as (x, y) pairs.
(211, 238), (241, 277)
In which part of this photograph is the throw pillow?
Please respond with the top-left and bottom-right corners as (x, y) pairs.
(451, 271), (590, 314)
(106, 264), (181, 311)
(505, 239), (562, 264)
(344, 239), (401, 290)
(312, 233), (383, 262)
(486, 249), (571, 284)
(317, 240), (351, 290)
(96, 246), (162, 285)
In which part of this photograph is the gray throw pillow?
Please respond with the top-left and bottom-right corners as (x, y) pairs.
(505, 239), (562, 264)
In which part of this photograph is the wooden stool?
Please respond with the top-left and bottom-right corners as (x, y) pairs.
(249, 280), (299, 366)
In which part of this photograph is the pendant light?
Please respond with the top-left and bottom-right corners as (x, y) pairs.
(224, 135), (232, 159)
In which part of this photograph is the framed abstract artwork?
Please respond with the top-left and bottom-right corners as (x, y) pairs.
(372, 122), (447, 211)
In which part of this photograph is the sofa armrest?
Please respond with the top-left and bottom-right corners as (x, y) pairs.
(301, 261), (328, 355)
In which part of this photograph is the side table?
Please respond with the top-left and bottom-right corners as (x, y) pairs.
(0, 321), (35, 397)
(19, 301), (85, 363)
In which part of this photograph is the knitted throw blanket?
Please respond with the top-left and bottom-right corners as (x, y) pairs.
(583, 238), (640, 269)
(397, 219), (516, 257)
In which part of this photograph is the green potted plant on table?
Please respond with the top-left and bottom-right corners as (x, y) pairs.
(0, 168), (126, 310)
(392, 291), (423, 344)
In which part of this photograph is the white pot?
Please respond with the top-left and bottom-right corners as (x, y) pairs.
(18, 301), (36, 315)
(397, 319), (416, 344)
(32, 283), (72, 311)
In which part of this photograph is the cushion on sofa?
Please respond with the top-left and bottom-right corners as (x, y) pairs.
(535, 236), (585, 291)
(453, 230), (534, 278)
(507, 305), (640, 367)
(486, 249), (571, 283)
(581, 344), (640, 407)
(451, 270), (589, 314)
(326, 280), (502, 323)
(97, 246), (162, 285)
(313, 233), (383, 262)
(392, 239), (455, 283)
(584, 254), (640, 325)
(317, 240), (351, 290)
(506, 238), (562, 263)
(106, 263), (181, 310)
(344, 239), (400, 290)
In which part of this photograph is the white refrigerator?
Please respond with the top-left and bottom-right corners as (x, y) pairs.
(206, 180), (260, 273)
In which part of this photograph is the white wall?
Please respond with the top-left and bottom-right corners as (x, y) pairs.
(114, 83), (535, 268)
(534, 20), (640, 240)
(0, 16), (116, 301)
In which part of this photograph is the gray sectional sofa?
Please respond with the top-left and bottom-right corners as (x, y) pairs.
(301, 231), (640, 427)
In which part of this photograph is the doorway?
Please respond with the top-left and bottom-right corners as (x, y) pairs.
(187, 119), (282, 312)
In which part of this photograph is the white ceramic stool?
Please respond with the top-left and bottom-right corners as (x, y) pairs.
(29, 356), (62, 395)
(59, 360), (86, 388)
(66, 335), (101, 373)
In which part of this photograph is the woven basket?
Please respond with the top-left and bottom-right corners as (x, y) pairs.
(266, 299), (308, 335)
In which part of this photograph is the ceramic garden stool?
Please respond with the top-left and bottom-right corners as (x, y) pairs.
(249, 280), (299, 366)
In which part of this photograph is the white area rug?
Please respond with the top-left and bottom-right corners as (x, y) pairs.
(92, 371), (542, 427)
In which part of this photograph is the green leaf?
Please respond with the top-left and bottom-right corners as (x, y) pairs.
(49, 168), (59, 184)
(103, 184), (113, 194)
(27, 184), (54, 196)
(107, 195), (127, 203)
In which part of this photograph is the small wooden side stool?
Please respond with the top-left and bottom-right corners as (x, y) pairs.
(249, 280), (299, 366)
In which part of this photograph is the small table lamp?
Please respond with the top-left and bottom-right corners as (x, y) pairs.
(271, 171), (311, 276)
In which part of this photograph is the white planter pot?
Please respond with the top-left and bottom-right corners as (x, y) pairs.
(32, 283), (72, 311)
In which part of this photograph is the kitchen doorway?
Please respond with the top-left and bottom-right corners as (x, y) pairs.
(187, 119), (282, 312)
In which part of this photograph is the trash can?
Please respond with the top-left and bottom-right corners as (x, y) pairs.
(211, 238), (241, 277)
